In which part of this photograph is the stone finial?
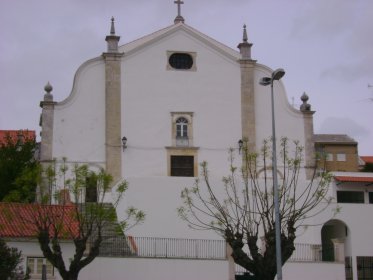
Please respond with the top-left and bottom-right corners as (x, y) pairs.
(237, 24), (253, 60)
(43, 82), (53, 102)
(105, 17), (120, 53)
(110, 17), (116, 35)
(300, 92), (311, 111)
(44, 81), (53, 93)
(243, 24), (248, 42)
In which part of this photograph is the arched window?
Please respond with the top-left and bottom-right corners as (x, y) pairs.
(176, 117), (188, 138)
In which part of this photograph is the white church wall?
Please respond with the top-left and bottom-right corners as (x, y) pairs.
(52, 58), (106, 166)
(254, 65), (306, 159)
(121, 176), (222, 240)
(121, 29), (241, 178)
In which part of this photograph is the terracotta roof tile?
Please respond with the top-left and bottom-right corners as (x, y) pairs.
(361, 156), (373, 164)
(334, 176), (373, 183)
(0, 130), (36, 145)
(0, 202), (79, 239)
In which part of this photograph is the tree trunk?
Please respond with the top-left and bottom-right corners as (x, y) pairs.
(61, 271), (79, 280)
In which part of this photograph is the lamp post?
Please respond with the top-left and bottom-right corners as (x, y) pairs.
(259, 68), (285, 280)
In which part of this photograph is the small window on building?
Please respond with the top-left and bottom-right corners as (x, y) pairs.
(326, 153), (333, 161)
(176, 117), (188, 146)
(176, 117), (188, 138)
(85, 174), (98, 203)
(171, 112), (193, 147)
(369, 192), (373, 204)
(337, 191), (364, 203)
(169, 53), (193, 70)
(27, 257), (54, 277)
(171, 155), (194, 177)
(337, 153), (346, 161)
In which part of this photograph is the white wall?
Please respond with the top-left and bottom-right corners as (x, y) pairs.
(121, 176), (222, 239)
(283, 261), (345, 280)
(80, 258), (230, 280)
(52, 58), (106, 165)
(254, 65), (306, 147)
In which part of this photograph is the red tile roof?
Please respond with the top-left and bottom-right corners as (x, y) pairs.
(0, 202), (79, 239)
(0, 130), (36, 145)
(361, 156), (373, 164)
(334, 176), (373, 183)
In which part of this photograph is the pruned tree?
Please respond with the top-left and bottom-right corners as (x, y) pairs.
(178, 138), (332, 280)
(6, 161), (145, 280)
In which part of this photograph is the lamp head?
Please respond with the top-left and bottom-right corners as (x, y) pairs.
(238, 139), (243, 148)
(259, 77), (271, 86)
(122, 136), (127, 150)
(272, 68), (285, 80)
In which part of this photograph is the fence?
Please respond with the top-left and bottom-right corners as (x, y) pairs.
(99, 236), (322, 264)
(235, 243), (323, 275)
(99, 236), (227, 260)
(289, 243), (322, 262)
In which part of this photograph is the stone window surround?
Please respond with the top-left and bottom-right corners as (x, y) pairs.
(166, 51), (197, 71)
(165, 147), (199, 177)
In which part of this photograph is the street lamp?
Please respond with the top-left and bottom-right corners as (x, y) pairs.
(259, 68), (285, 280)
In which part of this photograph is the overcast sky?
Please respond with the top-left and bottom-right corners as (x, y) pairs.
(0, 0), (372, 155)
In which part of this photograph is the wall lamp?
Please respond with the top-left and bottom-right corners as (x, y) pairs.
(122, 136), (127, 151)
(238, 139), (243, 154)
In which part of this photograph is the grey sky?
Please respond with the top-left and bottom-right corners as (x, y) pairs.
(0, 0), (372, 154)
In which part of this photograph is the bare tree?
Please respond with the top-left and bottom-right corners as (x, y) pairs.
(5, 161), (144, 280)
(178, 138), (332, 280)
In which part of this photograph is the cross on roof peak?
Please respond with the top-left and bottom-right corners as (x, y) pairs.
(174, 0), (185, 24)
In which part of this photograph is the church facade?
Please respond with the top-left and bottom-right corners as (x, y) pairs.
(36, 5), (373, 280)
(39, 16), (315, 237)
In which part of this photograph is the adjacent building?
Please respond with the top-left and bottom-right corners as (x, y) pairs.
(314, 134), (359, 172)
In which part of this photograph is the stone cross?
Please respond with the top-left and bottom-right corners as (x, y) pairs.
(174, 0), (184, 17)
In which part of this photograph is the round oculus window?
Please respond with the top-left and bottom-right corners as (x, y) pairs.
(169, 53), (193, 70)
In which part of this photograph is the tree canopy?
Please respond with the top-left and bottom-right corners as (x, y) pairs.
(0, 133), (38, 202)
(361, 162), (373, 172)
(178, 138), (332, 280)
(0, 238), (27, 280)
